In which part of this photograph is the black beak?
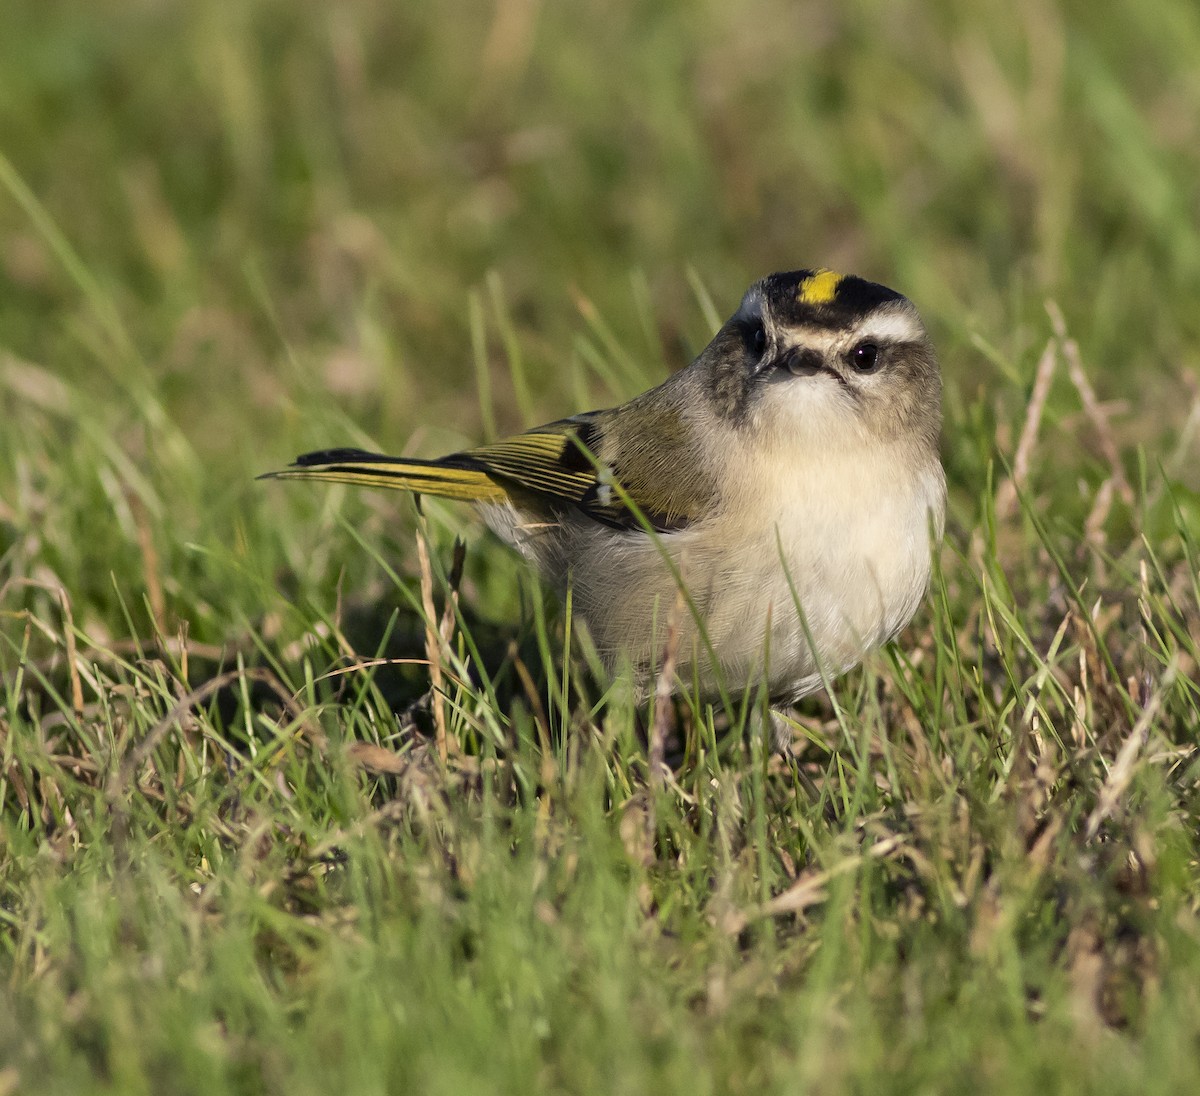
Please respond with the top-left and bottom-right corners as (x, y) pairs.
(781, 346), (824, 377)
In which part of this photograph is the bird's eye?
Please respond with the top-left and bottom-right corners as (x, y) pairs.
(849, 342), (881, 373)
(743, 320), (768, 358)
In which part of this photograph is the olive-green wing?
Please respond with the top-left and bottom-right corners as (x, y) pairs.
(264, 412), (714, 533)
(465, 414), (712, 532)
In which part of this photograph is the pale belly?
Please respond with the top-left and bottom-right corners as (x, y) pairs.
(485, 457), (944, 703)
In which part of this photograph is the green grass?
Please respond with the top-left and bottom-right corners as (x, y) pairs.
(3, 0), (1200, 1092)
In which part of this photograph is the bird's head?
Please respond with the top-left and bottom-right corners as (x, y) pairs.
(698, 269), (942, 455)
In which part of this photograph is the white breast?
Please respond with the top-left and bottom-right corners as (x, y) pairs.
(710, 448), (945, 700)
(486, 439), (943, 703)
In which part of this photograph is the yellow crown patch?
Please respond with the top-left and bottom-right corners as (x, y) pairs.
(796, 269), (842, 306)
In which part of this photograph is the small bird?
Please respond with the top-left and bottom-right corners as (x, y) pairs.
(265, 269), (945, 734)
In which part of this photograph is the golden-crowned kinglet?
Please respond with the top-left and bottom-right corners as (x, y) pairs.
(266, 269), (945, 731)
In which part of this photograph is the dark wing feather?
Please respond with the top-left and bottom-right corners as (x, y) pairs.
(463, 414), (708, 533)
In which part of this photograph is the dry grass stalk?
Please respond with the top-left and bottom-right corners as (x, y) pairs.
(1083, 665), (1172, 842)
(995, 336), (1057, 520)
(2, 577), (87, 718)
(511, 645), (553, 755)
(1047, 301), (1134, 506)
(347, 741), (409, 775)
(440, 539), (466, 648)
(415, 517), (449, 763)
(58, 585), (84, 718)
(723, 834), (906, 935)
(649, 589), (686, 791)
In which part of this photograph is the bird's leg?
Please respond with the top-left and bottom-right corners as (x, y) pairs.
(751, 707), (797, 754)
(773, 708), (798, 753)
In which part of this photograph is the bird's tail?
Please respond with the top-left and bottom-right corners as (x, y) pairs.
(259, 447), (508, 503)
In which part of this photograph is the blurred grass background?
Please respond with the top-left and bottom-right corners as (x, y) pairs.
(3, 0), (1200, 1092)
(4, 0), (1200, 641)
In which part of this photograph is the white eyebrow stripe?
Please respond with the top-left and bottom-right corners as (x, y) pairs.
(854, 309), (923, 344)
(779, 328), (841, 354)
(775, 308), (923, 355)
